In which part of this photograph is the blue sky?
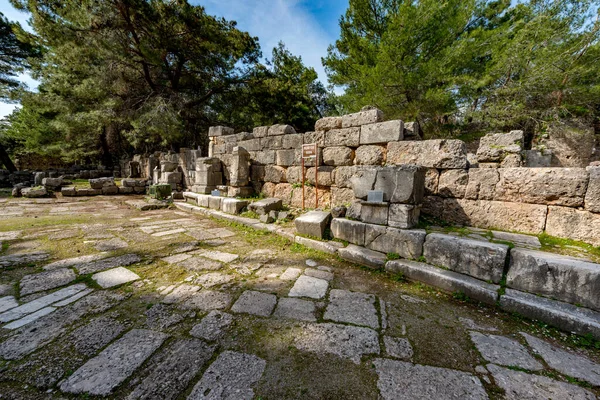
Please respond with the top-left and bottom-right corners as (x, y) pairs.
(0, 0), (348, 118)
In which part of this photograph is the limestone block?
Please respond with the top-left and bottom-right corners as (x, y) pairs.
(297, 147), (323, 167)
(21, 187), (48, 198)
(525, 150), (552, 168)
(195, 157), (222, 172)
(424, 168), (439, 195)
(465, 169), (499, 200)
(354, 145), (385, 165)
(423, 233), (508, 283)
(89, 177), (113, 189)
(342, 108), (384, 128)
(360, 202), (389, 225)
(252, 126), (269, 138)
(275, 150), (296, 167)
(254, 150), (276, 165)
(323, 146), (354, 166)
(476, 130), (524, 162)
(437, 169), (468, 198)
(331, 187), (355, 207)
(324, 127), (360, 147)
(334, 166), (358, 188)
(248, 198), (283, 215)
(221, 198), (249, 215)
(273, 183), (293, 205)
(546, 206), (600, 246)
(228, 186), (253, 198)
(315, 117), (343, 131)
(238, 139), (261, 152)
(350, 167), (378, 199)
(260, 135), (283, 149)
(290, 186), (331, 209)
(260, 182), (276, 198)
(163, 172), (182, 184)
(306, 166), (335, 186)
(250, 165), (265, 182)
(501, 154), (522, 168)
(102, 186), (119, 195)
(264, 165), (286, 183)
(373, 165), (425, 204)
(62, 186), (77, 196)
(295, 211), (332, 239)
(388, 204), (420, 229)
(282, 134), (303, 149)
(208, 126), (234, 137)
(387, 140), (468, 169)
(338, 244), (387, 269)
(212, 144), (226, 155)
(122, 179), (147, 188)
(494, 168), (589, 207)
(118, 186), (133, 194)
(195, 171), (222, 186)
(404, 121), (420, 137)
(507, 248), (600, 311)
(208, 196), (222, 210)
(236, 132), (252, 141)
(286, 166), (305, 184)
(303, 131), (325, 147)
(268, 124), (295, 136)
(585, 166), (600, 213)
(360, 120), (403, 145)
(365, 226), (426, 260)
(331, 218), (366, 246)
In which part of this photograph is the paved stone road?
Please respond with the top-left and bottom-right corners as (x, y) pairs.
(0, 195), (599, 399)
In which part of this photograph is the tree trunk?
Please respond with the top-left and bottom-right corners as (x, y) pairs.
(0, 144), (16, 172)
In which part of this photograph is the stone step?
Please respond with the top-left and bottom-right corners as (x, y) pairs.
(338, 244), (387, 269)
(385, 259), (499, 305)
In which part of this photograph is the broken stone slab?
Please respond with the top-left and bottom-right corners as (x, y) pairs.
(288, 275), (329, 299)
(387, 140), (468, 169)
(231, 290), (277, 317)
(294, 322), (380, 364)
(92, 267), (140, 289)
(19, 268), (77, 296)
(247, 197), (283, 215)
(331, 218), (366, 246)
(384, 336), (414, 359)
(179, 256), (222, 271)
(89, 177), (115, 189)
(487, 364), (596, 400)
(294, 211), (331, 239)
(197, 250), (239, 263)
(0, 296), (18, 313)
(360, 120), (403, 145)
(0, 251), (49, 268)
(187, 350), (266, 400)
(373, 359), (488, 400)
(342, 108), (385, 128)
(385, 259), (500, 305)
(59, 329), (168, 396)
(77, 254), (141, 275)
(21, 186), (48, 198)
(294, 236), (341, 255)
(43, 253), (108, 270)
(365, 226), (426, 260)
(491, 230), (541, 248)
(280, 267), (303, 281)
(338, 244), (386, 269)
(220, 198), (248, 215)
(469, 331), (543, 371)
(3, 306), (57, 330)
(189, 311), (233, 341)
(373, 165), (425, 204)
(304, 268), (334, 281)
(125, 200), (168, 211)
(273, 297), (316, 322)
(423, 233), (508, 283)
(507, 248), (600, 312)
(324, 289), (379, 329)
(180, 290), (233, 312)
(521, 332), (600, 387)
(162, 284), (200, 304)
(194, 272), (234, 288)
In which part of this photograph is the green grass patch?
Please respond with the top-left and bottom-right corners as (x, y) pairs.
(538, 233), (600, 259)
(239, 210), (260, 219)
(386, 252), (400, 261)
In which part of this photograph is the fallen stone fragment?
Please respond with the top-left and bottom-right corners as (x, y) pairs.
(294, 322), (379, 364)
(324, 289), (379, 329)
(288, 275), (329, 299)
(190, 310), (234, 341)
(469, 332), (543, 371)
(92, 267), (140, 288)
(373, 359), (487, 400)
(231, 290), (277, 317)
(384, 336), (414, 359)
(273, 297), (316, 322)
(179, 256), (223, 271)
(77, 254), (141, 274)
(187, 351), (266, 400)
(487, 364), (596, 400)
(19, 268), (77, 296)
(60, 329), (168, 396)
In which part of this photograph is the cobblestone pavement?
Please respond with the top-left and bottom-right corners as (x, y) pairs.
(1, 196), (599, 399)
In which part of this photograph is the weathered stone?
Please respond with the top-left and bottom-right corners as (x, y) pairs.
(424, 168), (439, 195)
(338, 244), (386, 269)
(387, 140), (468, 169)
(290, 185), (331, 209)
(324, 289), (378, 329)
(194, 272), (234, 288)
(0, 296), (18, 313)
(360, 120), (403, 145)
(365, 226), (426, 260)
(487, 364), (596, 400)
(294, 322), (380, 364)
(354, 145), (385, 165)
(264, 165), (286, 183)
(280, 267), (302, 281)
(349, 167), (378, 199)
(388, 204), (420, 229)
(494, 168), (589, 207)
(384, 336), (413, 359)
(42, 177), (63, 188)
(61, 186), (77, 196)
(276, 149), (297, 166)
(323, 146), (355, 166)
(59, 329), (168, 396)
(286, 166), (304, 184)
(546, 206), (600, 246)
(21, 187), (48, 198)
(507, 248), (600, 311)
(585, 166), (600, 212)
(386, 259), (500, 305)
(373, 165), (425, 204)
(248, 197), (283, 215)
(231, 290), (277, 317)
(331, 218), (366, 245)
(69, 316), (126, 356)
(208, 126), (234, 137)
(373, 359), (487, 400)
(95, 237), (129, 251)
(404, 121), (421, 137)
(0, 251), (49, 268)
(295, 211), (331, 239)
(342, 108), (384, 128)
(331, 187), (355, 207)
(360, 202), (388, 225)
(273, 297), (316, 322)
(268, 124), (295, 136)
(315, 116), (343, 131)
(252, 126), (269, 138)
(500, 153), (522, 168)
(190, 311), (233, 341)
(92, 267), (140, 288)
(187, 351), (266, 400)
(304, 268), (334, 281)
(470, 331), (542, 370)
(272, 183), (293, 205)
(89, 177), (114, 189)
(254, 150), (276, 165)
(118, 186), (134, 194)
(334, 166), (357, 188)
(294, 236), (340, 254)
(220, 198), (248, 215)
(281, 133), (302, 149)
(179, 290), (233, 311)
(20, 268), (76, 295)
(465, 169), (499, 200)
(289, 275), (329, 299)
(305, 166), (335, 186)
(476, 130), (524, 162)
(437, 169), (468, 198)
(525, 149), (553, 167)
(423, 233), (508, 283)
(102, 185), (119, 195)
(324, 127), (360, 147)
(3, 306), (57, 330)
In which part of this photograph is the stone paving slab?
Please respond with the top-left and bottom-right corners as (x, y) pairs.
(20, 268), (77, 295)
(92, 267), (140, 288)
(197, 250), (239, 263)
(273, 297), (317, 322)
(0, 296), (18, 313)
(127, 338), (216, 400)
(53, 288), (94, 306)
(180, 290), (233, 312)
(459, 317), (498, 332)
(487, 364), (596, 400)
(3, 306), (57, 330)
(187, 350), (266, 400)
(179, 256), (223, 271)
(161, 253), (192, 264)
(190, 310), (234, 341)
(288, 275), (329, 299)
(324, 289), (379, 329)
(304, 267), (334, 281)
(0, 231), (21, 240)
(294, 322), (380, 364)
(94, 237), (129, 251)
(145, 304), (186, 330)
(77, 254), (141, 274)
(69, 316), (127, 356)
(521, 332), (600, 386)
(60, 329), (168, 396)
(384, 336), (414, 360)
(162, 284), (200, 304)
(152, 228), (187, 237)
(0, 251), (50, 268)
(231, 290), (277, 317)
(373, 359), (488, 400)
(194, 272), (234, 288)
(43, 253), (108, 270)
(469, 332), (543, 371)
(280, 267), (302, 281)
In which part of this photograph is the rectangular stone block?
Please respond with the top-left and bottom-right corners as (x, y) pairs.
(360, 202), (389, 225)
(387, 140), (467, 169)
(437, 169), (468, 198)
(331, 187), (355, 207)
(238, 139), (261, 152)
(208, 126), (234, 137)
(342, 109), (385, 128)
(360, 120), (403, 145)
(338, 244), (386, 269)
(208, 196), (222, 210)
(324, 127), (360, 147)
(315, 117), (343, 131)
(282, 134), (303, 149)
(62, 186), (77, 196)
(252, 126), (269, 138)
(276, 149), (297, 167)
(423, 233), (509, 283)
(303, 131), (325, 147)
(388, 204), (420, 229)
(295, 211), (332, 239)
(476, 130), (523, 162)
(365, 226), (426, 260)
(268, 124), (295, 136)
(331, 218), (366, 246)
(254, 150), (276, 165)
(306, 166), (335, 186)
(221, 198), (249, 215)
(585, 166), (600, 213)
(545, 206), (600, 246)
(374, 165), (425, 204)
(465, 169), (499, 200)
(507, 248), (600, 311)
(196, 171), (222, 186)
